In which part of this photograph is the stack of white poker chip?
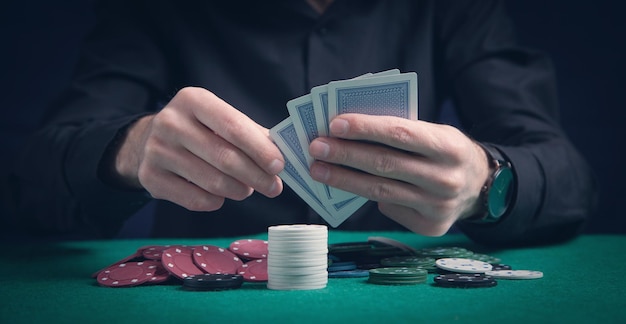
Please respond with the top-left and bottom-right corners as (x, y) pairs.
(267, 224), (328, 290)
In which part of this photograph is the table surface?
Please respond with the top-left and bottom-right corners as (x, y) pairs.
(1, 231), (624, 323)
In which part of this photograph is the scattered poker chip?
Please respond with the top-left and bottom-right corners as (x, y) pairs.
(328, 269), (370, 278)
(434, 273), (497, 288)
(229, 239), (268, 260)
(435, 258), (493, 273)
(161, 246), (205, 279)
(327, 261), (357, 272)
(91, 251), (143, 278)
(368, 267), (428, 285)
(193, 245), (243, 274)
(367, 236), (418, 255)
(182, 274), (244, 291)
(485, 270), (543, 280)
(415, 247), (472, 259)
(381, 256), (435, 267)
(328, 242), (372, 254)
(145, 262), (172, 284)
(142, 245), (180, 260)
(491, 264), (513, 271)
(97, 261), (160, 287)
(470, 253), (502, 264)
(237, 259), (268, 282)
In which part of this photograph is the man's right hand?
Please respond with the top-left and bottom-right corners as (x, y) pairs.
(113, 87), (284, 211)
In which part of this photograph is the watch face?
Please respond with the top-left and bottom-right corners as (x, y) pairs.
(487, 167), (514, 218)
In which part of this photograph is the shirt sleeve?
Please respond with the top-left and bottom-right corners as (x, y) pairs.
(435, 0), (598, 245)
(11, 1), (167, 238)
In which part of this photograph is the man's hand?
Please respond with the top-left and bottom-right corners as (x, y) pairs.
(114, 87), (284, 211)
(308, 114), (490, 236)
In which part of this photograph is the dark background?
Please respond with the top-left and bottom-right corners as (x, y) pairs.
(1, 1), (624, 238)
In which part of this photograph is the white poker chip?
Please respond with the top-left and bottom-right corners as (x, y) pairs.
(485, 270), (544, 279)
(435, 258), (493, 273)
(266, 224), (328, 290)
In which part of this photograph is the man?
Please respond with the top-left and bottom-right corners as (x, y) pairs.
(11, 0), (596, 244)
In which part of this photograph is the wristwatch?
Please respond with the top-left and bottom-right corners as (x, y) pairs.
(470, 144), (515, 223)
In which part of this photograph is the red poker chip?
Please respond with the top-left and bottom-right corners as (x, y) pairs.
(192, 245), (243, 274)
(237, 259), (268, 282)
(97, 261), (158, 287)
(142, 245), (184, 260)
(91, 251), (143, 279)
(229, 239), (268, 260)
(161, 246), (205, 280)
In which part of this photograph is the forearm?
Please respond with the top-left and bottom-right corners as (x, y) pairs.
(12, 116), (151, 237)
(458, 137), (596, 246)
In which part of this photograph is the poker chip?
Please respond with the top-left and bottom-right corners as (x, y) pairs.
(327, 261), (357, 272)
(380, 256), (435, 267)
(267, 224), (328, 290)
(368, 267), (428, 285)
(161, 246), (205, 279)
(142, 245), (178, 260)
(229, 239), (268, 260)
(416, 247), (473, 259)
(328, 242), (373, 254)
(491, 264), (512, 271)
(435, 258), (493, 273)
(434, 273), (497, 288)
(485, 270), (543, 280)
(237, 259), (268, 282)
(193, 245), (243, 274)
(367, 236), (418, 255)
(97, 261), (161, 287)
(182, 273), (244, 291)
(328, 269), (370, 278)
(91, 250), (143, 278)
(470, 253), (502, 264)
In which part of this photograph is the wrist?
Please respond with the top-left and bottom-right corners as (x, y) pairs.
(464, 143), (515, 223)
(99, 115), (152, 190)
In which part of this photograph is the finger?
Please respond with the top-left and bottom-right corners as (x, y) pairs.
(141, 168), (226, 212)
(178, 117), (282, 198)
(160, 146), (254, 201)
(377, 202), (452, 237)
(309, 137), (447, 191)
(309, 160), (423, 205)
(329, 114), (457, 159)
(180, 87), (285, 175)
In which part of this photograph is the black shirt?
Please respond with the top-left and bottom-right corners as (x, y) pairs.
(13, 0), (596, 245)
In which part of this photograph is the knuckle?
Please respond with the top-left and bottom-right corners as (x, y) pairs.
(213, 144), (238, 167)
(390, 125), (414, 145)
(366, 182), (394, 200)
(373, 154), (398, 174)
(435, 171), (465, 197)
(185, 195), (224, 212)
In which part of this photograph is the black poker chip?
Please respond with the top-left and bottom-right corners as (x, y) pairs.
(433, 273), (497, 288)
(490, 263), (512, 271)
(182, 273), (244, 291)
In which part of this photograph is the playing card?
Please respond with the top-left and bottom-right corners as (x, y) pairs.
(289, 93), (360, 206)
(325, 71), (418, 197)
(270, 118), (368, 227)
(327, 71), (417, 121)
(309, 70), (401, 204)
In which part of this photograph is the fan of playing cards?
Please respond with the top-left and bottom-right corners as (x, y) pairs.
(269, 69), (418, 228)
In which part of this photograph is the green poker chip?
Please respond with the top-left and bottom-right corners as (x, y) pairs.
(368, 267), (428, 285)
(380, 256), (435, 267)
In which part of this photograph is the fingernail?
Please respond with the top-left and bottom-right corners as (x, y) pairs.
(310, 163), (330, 182)
(309, 140), (330, 159)
(268, 159), (284, 175)
(330, 118), (349, 136)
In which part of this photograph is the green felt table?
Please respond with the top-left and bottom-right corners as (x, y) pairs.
(1, 231), (624, 323)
